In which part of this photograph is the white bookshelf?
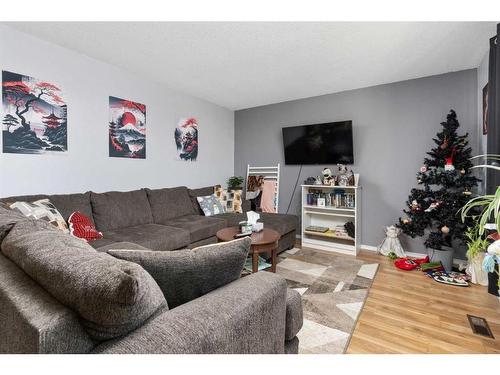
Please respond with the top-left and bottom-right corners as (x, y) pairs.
(301, 183), (361, 256)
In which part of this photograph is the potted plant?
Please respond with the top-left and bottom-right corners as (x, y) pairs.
(464, 220), (489, 285)
(227, 176), (244, 191)
(461, 154), (500, 295)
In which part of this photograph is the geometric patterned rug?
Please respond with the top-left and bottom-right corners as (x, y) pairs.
(277, 247), (379, 354)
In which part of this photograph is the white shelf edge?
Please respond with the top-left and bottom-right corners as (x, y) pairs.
(303, 205), (355, 212)
(301, 184), (360, 189)
(304, 211), (354, 218)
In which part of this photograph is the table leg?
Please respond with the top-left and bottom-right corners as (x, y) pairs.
(271, 244), (277, 273)
(252, 251), (259, 273)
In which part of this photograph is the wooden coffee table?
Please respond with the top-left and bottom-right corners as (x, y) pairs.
(216, 227), (281, 273)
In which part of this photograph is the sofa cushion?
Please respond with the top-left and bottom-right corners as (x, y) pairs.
(88, 237), (119, 250)
(1, 219), (166, 341)
(259, 213), (298, 235)
(90, 190), (154, 231)
(197, 194), (225, 217)
(108, 237), (251, 309)
(7, 199), (69, 232)
(145, 186), (195, 223)
(68, 211), (103, 241)
(188, 186), (215, 215)
(0, 205), (27, 241)
(95, 241), (151, 252)
(165, 215), (227, 243)
(104, 223), (190, 251)
(49, 192), (95, 225)
(214, 212), (247, 227)
(214, 186), (243, 213)
(1, 192), (94, 225)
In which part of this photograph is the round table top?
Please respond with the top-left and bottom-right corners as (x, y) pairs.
(216, 227), (280, 245)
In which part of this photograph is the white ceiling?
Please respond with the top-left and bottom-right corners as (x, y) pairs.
(4, 22), (496, 110)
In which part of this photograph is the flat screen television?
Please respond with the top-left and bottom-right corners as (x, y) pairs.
(282, 121), (354, 165)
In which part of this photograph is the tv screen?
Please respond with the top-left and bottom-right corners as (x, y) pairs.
(282, 121), (354, 165)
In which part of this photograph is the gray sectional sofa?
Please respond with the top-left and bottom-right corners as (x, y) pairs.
(0, 186), (302, 354)
(0, 185), (298, 253)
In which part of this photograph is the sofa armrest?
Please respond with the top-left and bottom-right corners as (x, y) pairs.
(92, 272), (288, 354)
(285, 289), (303, 340)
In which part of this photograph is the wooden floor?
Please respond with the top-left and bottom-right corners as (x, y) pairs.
(344, 250), (500, 353)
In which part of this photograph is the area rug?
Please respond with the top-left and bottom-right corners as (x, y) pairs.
(277, 247), (379, 354)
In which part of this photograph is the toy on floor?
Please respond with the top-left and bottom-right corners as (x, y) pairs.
(429, 271), (469, 287)
(394, 256), (429, 271)
(420, 261), (444, 273)
(377, 225), (406, 258)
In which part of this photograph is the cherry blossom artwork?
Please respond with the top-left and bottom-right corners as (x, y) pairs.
(109, 96), (146, 159)
(2, 70), (67, 154)
(174, 117), (198, 161)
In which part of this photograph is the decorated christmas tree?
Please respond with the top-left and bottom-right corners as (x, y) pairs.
(398, 110), (480, 250)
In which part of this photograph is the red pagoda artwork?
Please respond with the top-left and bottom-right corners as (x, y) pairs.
(42, 112), (62, 129)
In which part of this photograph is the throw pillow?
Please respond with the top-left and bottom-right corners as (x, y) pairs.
(8, 199), (69, 232)
(197, 194), (225, 216)
(68, 211), (103, 241)
(214, 185), (243, 213)
(1, 219), (167, 341)
(108, 237), (251, 309)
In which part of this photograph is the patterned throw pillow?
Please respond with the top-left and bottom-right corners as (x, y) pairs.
(8, 199), (69, 232)
(197, 194), (225, 216)
(68, 211), (103, 242)
(214, 185), (243, 213)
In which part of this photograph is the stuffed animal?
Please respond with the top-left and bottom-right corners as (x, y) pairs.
(322, 168), (334, 185)
(377, 225), (406, 258)
(337, 164), (349, 186)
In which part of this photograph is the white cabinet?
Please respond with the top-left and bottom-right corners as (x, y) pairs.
(301, 184), (361, 256)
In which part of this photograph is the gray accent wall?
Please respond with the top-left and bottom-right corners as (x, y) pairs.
(0, 25), (234, 197)
(235, 69), (478, 257)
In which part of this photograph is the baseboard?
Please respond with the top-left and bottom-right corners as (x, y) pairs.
(360, 244), (466, 268)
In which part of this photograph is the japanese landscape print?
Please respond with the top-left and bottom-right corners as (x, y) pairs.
(174, 117), (198, 161)
(2, 70), (67, 154)
(109, 96), (146, 159)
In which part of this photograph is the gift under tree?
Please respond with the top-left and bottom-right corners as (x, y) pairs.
(397, 110), (480, 271)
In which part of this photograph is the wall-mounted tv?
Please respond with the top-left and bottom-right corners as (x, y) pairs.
(282, 121), (354, 165)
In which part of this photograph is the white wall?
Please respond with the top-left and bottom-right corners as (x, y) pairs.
(477, 51), (489, 192)
(0, 25), (234, 197)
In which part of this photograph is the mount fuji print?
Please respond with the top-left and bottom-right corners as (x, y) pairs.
(2, 70), (68, 154)
(109, 96), (146, 159)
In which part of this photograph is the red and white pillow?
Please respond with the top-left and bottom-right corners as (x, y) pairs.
(68, 211), (103, 242)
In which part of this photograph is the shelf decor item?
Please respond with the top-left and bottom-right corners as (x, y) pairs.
(301, 177), (360, 256)
(397, 110), (479, 272)
(377, 225), (406, 258)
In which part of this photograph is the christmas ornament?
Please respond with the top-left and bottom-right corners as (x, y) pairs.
(402, 218), (410, 224)
(424, 200), (442, 213)
(460, 169), (465, 175)
(440, 136), (449, 150)
(420, 166), (427, 173)
(444, 148), (456, 171)
(441, 225), (450, 234)
(377, 225), (406, 258)
(410, 200), (421, 211)
(463, 189), (472, 196)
